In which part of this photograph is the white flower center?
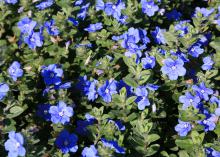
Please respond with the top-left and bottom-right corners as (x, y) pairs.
(105, 89), (109, 93)
(189, 99), (193, 103)
(58, 110), (65, 117)
(171, 66), (176, 70)
(112, 5), (117, 9)
(201, 90), (205, 93)
(183, 124), (188, 128)
(15, 142), (20, 148)
(148, 59), (152, 63)
(147, 4), (152, 9)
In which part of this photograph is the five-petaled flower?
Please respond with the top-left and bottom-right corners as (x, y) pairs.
(41, 64), (63, 86)
(98, 80), (117, 103)
(175, 120), (192, 136)
(192, 82), (213, 101)
(49, 101), (73, 124)
(82, 145), (99, 157)
(55, 129), (78, 154)
(161, 58), (186, 80)
(135, 86), (150, 110)
(8, 61), (24, 81)
(4, 131), (26, 157)
(179, 92), (201, 109)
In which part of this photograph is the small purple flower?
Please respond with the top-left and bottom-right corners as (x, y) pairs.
(36, 0), (54, 10)
(179, 92), (201, 109)
(82, 145), (99, 157)
(141, 55), (156, 69)
(175, 120), (192, 136)
(44, 19), (59, 36)
(4, 131), (26, 157)
(17, 17), (37, 35)
(202, 56), (214, 71)
(36, 104), (51, 121)
(192, 82), (213, 101)
(8, 61), (23, 81)
(55, 130), (78, 154)
(161, 58), (186, 80)
(85, 80), (99, 101)
(141, 0), (159, 17)
(49, 101), (73, 124)
(98, 80), (117, 103)
(188, 44), (204, 58)
(4, 0), (17, 4)
(96, 0), (105, 11)
(135, 86), (150, 110)
(0, 83), (9, 101)
(24, 32), (44, 49)
(84, 23), (103, 32)
(41, 64), (63, 86)
(101, 138), (125, 154)
(166, 9), (182, 21)
(151, 26), (166, 44)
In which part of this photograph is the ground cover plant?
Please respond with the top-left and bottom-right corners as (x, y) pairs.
(1, 0), (220, 156)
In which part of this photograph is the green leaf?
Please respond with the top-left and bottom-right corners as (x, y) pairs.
(146, 134), (160, 144)
(126, 96), (137, 106)
(175, 139), (194, 150)
(6, 106), (25, 118)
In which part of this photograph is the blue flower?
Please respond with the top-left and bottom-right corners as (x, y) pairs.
(108, 119), (126, 131)
(49, 101), (73, 124)
(151, 26), (166, 44)
(202, 56), (214, 71)
(85, 80), (99, 101)
(98, 80), (117, 103)
(77, 3), (90, 20)
(36, 104), (51, 121)
(161, 58), (186, 80)
(4, 131), (26, 157)
(179, 92), (201, 109)
(174, 20), (190, 37)
(117, 80), (133, 97)
(41, 64), (63, 86)
(75, 114), (96, 136)
(8, 61), (23, 81)
(17, 17), (37, 35)
(192, 82), (213, 101)
(0, 83), (9, 101)
(206, 148), (220, 157)
(146, 84), (160, 91)
(75, 0), (84, 6)
(36, 0), (54, 10)
(4, 0), (17, 4)
(55, 130), (78, 154)
(68, 17), (79, 26)
(135, 86), (150, 110)
(24, 31), (44, 49)
(188, 44), (204, 58)
(175, 120), (192, 136)
(166, 9), (182, 21)
(84, 23), (103, 32)
(141, 0), (159, 17)
(194, 7), (215, 17)
(96, 0), (105, 11)
(82, 145), (99, 157)
(199, 114), (217, 132)
(104, 0), (125, 20)
(44, 19), (59, 36)
(141, 55), (156, 69)
(101, 138), (125, 154)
